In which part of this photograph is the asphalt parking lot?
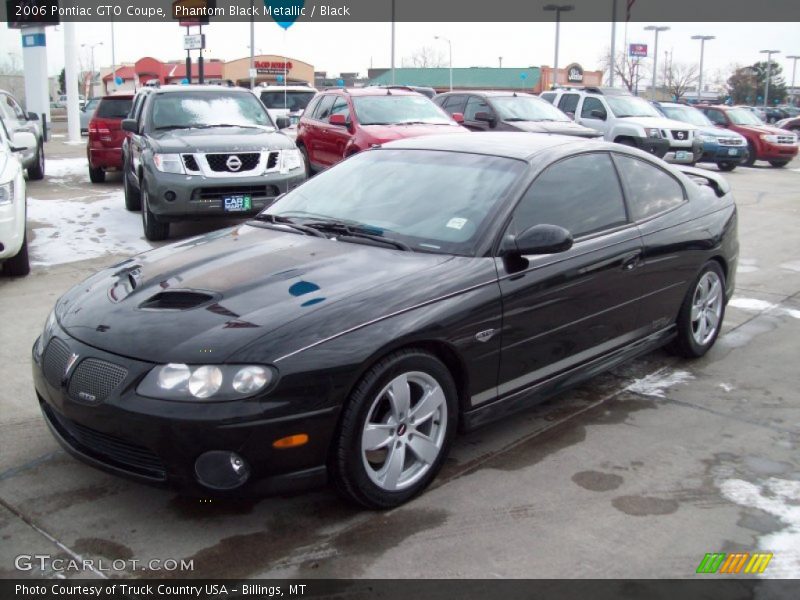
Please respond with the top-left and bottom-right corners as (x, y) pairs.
(1, 125), (799, 580)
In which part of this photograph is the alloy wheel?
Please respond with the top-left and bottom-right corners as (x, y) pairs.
(691, 271), (723, 346)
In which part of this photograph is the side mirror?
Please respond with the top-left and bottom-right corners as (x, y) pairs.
(275, 116), (291, 129)
(27, 112), (39, 121)
(565, 111), (576, 120)
(121, 119), (138, 134)
(329, 114), (347, 127)
(504, 224), (573, 256)
(10, 130), (37, 152)
(590, 109), (607, 120)
(474, 111), (497, 127)
(451, 112), (465, 124)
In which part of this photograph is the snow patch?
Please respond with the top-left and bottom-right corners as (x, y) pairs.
(719, 478), (800, 578)
(729, 297), (777, 312)
(718, 383), (734, 392)
(624, 367), (694, 398)
(45, 157), (90, 182)
(779, 261), (800, 273)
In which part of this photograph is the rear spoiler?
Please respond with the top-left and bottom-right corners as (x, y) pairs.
(677, 166), (731, 198)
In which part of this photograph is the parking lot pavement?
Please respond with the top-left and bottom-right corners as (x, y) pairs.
(1, 130), (799, 580)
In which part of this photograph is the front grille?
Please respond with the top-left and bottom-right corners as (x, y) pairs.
(191, 185), (280, 202)
(669, 130), (690, 141)
(43, 338), (71, 387)
(718, 137), (745, 147)
(776, 135), (796, 145)
(67, 358), (128, 404)
(42, 403), (166, 480)
(206, 152), (261, 173)
(182, 154), (200, 171)
(266, 151), (279, 170)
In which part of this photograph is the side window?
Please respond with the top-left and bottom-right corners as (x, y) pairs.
(540, 92), (556, 104)
(313, 95), (336, 120)
(130, 94), (143, 121)
(512, 153), (627, 239)
(329, 97), (350, 120)
(614, 155), (686, 221)
(0, 94), (13, 120)
(557, 93), (580, 116)
(464, 96), (491, 121)
(442, 95), (467, 114)
(581, 97), (607, 120)
(7, 95), (26, 119)
(705, 109), (727, 126)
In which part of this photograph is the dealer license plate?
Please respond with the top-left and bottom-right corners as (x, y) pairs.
(675, 151), (690, 161)
(728, 148), (739, 156)
(223, 195), (252, 212)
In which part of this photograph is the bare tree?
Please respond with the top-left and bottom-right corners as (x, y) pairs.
(402, 45), (447, 69)
(664, 56), (699, 101)
(0, 53), (23, 75)
(598, 48), (648, 93)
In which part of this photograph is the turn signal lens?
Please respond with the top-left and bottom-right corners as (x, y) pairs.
(272, 434), (309, 449)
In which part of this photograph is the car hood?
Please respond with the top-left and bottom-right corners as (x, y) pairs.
(508, 120), (602, 137)
(734, 124), (795, 137)
(621, 116), (699, 130)
(55, 225), (459, 364)
(697, 126), (744, 140)
(150, 126), (295, 153)
(360, 123), (469, 142)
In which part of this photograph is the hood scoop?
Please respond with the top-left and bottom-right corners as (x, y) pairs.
(138, 290), (217, 311)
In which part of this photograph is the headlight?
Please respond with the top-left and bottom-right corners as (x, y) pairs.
(35, 309), (57, 359)
(280, 148), (303, 172)
(760, 134), (779, 143)
(152, 153), (185, 174)
(137, 363), (276, 401)
(0, 181), (13, 205)
(647, 128), (661, 139)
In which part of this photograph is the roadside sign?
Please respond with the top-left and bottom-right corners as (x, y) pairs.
(629, 43), (648, 58)
(248, 68), (258, 79)
(183, 34), (205, 51)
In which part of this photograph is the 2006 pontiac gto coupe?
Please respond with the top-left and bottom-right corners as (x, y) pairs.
(33, 133), (737, 508)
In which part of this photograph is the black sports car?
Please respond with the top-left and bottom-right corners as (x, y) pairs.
(33, 133), (738, 508)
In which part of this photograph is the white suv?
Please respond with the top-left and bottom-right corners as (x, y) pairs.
(541, 87), (702, 164)
(255, 85), (319, 124)
(0, 120), (35, 276)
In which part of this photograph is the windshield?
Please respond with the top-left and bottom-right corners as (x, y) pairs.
(260, 90), (316, 111)
(727, 108), (764, 126)
(264, 149), (524, 255)
(353, 95), (453, 125)
(606, 96), (662, 118)
(660, 105), (712, 127)
(149, 91), (274, 130)
(492, 96), (570, 122)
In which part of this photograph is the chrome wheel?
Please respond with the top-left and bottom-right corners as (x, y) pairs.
(361, 371), (448, 492)
(691, 271), (723, 346)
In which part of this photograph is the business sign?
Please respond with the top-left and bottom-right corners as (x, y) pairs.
(22, 32), (46, 47)
(255, 60), (294, 75)
(629, 43), (648, 58)
(183, 33), (205, 50)
(565, 63), (584, 83)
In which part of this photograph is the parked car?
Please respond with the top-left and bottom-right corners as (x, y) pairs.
(434, 91), (602, 138)
(776, 116), (800, 132)
(698, 104), (799, 167)
(0, 120), (36, 276)
(33, 132), (738, 508)
(87, 94), (134, 183)
(541, 87), (702, 164)
(653, 102), (747, 171)
(763, 106), (790, 124)
(79, 97), (101, 135)
(255, 85), (318, 125)
(776, 105), (800, 118)
(121, 84), (305, 241)
(295, 87), (468, 173)
(0, 89), (45, 180)
(52, 94), (86, 109)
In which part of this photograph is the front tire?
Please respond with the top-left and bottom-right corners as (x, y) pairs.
(669, 261), (726, 358)
(742, 142), (756, 167)
(124, 167), (141, 211)
(3, 231), (30, 277)
(27, 143), (45, 181)
(330, 349), (458, 509)
(141, 183), (169, 241)
(717, 161), (737, 172)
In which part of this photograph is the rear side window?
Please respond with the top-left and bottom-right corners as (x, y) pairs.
(614, 155), (686, 221)
(512, 153), (627, 238)
(540, 92), (556, 104)
(441, 95), (467, 114)
(558, 93), (580, 115)
(95, 98), (133, 119)
(313, 95), (336, 120)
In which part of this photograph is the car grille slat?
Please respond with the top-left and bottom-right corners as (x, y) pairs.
(206, 152), (261, 173)
(67, 358), (128, 404)
(42, 403), (166, 479)
(182, 154), (200, 171)
(190, 185), (280, 202)
(43, 338), (71, 387)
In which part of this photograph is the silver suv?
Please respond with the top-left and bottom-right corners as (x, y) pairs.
(540, 87), (702, 164)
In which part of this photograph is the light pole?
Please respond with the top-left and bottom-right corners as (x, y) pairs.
(81, 42), (103, 98)
(786, 55), (799, 105)
(691, 35), (715, 103)
(435, 36), (453, 92)
(760, 49), (780, 107)
(498, 56), (503, 68)
(644, 25), (669, 99)
(543, 4), (574, 89)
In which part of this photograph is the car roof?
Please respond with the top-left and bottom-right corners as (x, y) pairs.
(438, 90), (537, 99)
(324, 87), (421, 97)
(257, 85), (318, 92)
(101, 93), (134, 99)
(382, 132), (612, 161)
(151, 84), (254, 94)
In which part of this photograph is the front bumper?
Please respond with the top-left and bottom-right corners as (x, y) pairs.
(143, 167), (305, 220)
(32, 326), (337, 496)
(631, 137), (671, 158)
(662, 140), (703, 164)
(699, 144), (747, 164)
(755, 142), (799, 161)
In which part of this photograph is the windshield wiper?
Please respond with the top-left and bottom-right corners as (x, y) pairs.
(303, 221), (412, 251)
(250, 214), (327, 237)
(154, 124), (193, 131)
(190, 124), (267, 130)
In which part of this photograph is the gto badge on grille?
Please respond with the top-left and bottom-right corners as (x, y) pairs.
(226, 155), (242, 171)
(64, 353), (79, 378)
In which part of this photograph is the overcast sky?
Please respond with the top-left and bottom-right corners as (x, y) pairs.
(2, 21), (799, 85)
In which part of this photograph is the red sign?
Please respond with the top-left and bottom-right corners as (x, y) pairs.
(629, 43), (648, 58)
(255, 61), (294, 74)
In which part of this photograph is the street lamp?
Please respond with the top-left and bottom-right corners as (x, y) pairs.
(543, 4), (574, 89)
(644, 26), (670, 99)
(691, 35), (715, 103)
(81, 42), (103, 98)
(760, 49), (780, 107)
(786, 55), (799, 105)
(435, 35), (453, 92)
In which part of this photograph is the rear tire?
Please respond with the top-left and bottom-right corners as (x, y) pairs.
(124, 167), (141, 211)
(3, 232), (30, 277)
(88, 165), (105, 183)
(717, 162), (737, 172)
(769, 160), (789, 168)
(27, 144), (45, 181)
(668, 261), (726, 359)
(141, 183), (169, 241)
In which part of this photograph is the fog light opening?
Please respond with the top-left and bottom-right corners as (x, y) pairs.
(272, 433), (309, 449)
(194, 451), (250, 490)
(164, 191), (177, 202)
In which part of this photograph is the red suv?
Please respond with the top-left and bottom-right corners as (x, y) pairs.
(87, 93), (134, 183)
(698, 104), (798, 168)
(295, 87), (468, 173)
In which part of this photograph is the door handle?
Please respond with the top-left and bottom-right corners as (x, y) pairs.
(621, 252), (641, 271)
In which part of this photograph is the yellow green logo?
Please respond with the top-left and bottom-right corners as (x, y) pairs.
(696, 552), (773, 574)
